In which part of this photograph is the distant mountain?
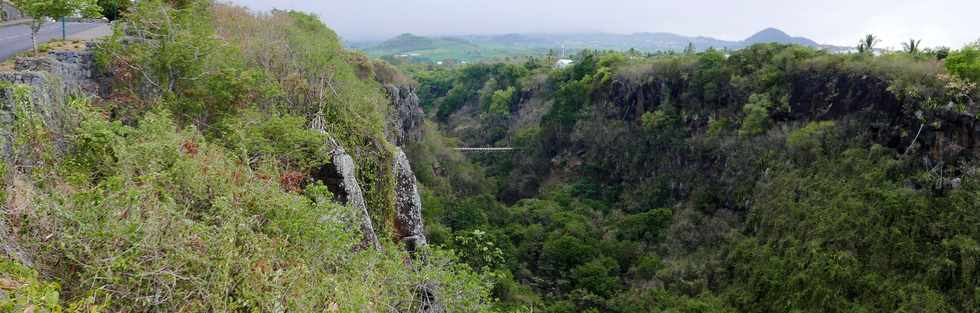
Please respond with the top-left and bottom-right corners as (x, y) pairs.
(744, 28), (819, 46)
(368, 33), (479, 55)
(357, 28), (835, 63)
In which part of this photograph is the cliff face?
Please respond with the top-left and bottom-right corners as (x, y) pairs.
(383, 83), (430, 251)
(323, 146), (383, 251)
(393, 147), (427, 253)
(385, 84), (425, 146)
(310, 83), (431, 255)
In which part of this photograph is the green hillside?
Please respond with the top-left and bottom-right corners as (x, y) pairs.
(363, 33), (539, 63)
(358, 29), (839, 64)
(0, 1), (492, 311)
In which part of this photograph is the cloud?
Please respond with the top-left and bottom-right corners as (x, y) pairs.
(225, 0), (980, 48)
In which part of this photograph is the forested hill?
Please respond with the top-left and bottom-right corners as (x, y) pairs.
(404, 42), (980, 312)
(357, 28), (840, 63)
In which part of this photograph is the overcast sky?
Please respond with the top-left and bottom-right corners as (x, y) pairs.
(227, 0), (978, 49)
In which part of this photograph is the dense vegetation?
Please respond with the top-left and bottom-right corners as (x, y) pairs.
(407, 41), (980, 312)
(0, 1), (494, 311)
(3, 0), (980, 312)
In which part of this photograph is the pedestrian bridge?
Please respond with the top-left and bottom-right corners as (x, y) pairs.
(452, 147), (517, 152)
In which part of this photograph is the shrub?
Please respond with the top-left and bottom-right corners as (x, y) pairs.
(223, 109), (328, 171)
(739, 93), (775, 136)
(946, 45), (980, 83)
(14, 108), (492, 312)
(786, 120), (836, 158)
(487, 86), (515, 117)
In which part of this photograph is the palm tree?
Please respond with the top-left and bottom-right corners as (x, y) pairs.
(684, 42), (696, 55)
(857, 34), (880, 54)
(902, 39), (922, 55)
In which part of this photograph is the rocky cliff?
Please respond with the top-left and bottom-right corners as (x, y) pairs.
(385, 84), (425, 146)
(322, 145), (383, 251)
(393, 147), (427, 253)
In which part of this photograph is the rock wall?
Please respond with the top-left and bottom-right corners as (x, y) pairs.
(325, 146), (382, 251)
(393, 147), (427, 253)
(1, 49), (104, 163)
(392, 147), (442, 311)
(15, 50), (104, 97)
(385, 84), (424, 146)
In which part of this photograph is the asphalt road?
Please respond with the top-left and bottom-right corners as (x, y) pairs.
(0, 22), (106, 61)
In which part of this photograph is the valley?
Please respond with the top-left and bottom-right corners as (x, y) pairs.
(0, 0), (977, 312)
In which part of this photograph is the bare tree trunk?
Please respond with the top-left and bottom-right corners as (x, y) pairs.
(31, 31), (37, 54)
(30, 20), (42, 54)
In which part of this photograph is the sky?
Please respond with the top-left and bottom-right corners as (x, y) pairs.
(227, 0), (979, 49)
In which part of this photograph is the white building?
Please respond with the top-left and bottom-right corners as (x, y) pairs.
(554, 59), (574, 69)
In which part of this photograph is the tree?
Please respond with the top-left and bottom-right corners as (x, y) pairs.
(857, 34), (880, 54)
(945, 44), (980, 82)
(902, 38), (922, 55)
(10, 0), (101, 54)
(97, 0), (130, 21)
(684, 42), (696, 55)
(487, 86), (515, 117)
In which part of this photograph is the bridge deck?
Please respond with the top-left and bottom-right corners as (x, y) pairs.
(452, 147), (517, 152)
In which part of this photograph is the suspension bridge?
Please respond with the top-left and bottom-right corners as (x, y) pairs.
(452, 147), (518, 152)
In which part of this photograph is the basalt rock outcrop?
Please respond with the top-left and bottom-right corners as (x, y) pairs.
(320, 145), (383, 251)
(393, 147), (427, 254)
(1, 49), (105, 167)
(14, 50), (105, 96)
(385, 84), (424, 146)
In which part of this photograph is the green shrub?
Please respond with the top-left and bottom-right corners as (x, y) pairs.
(224, 109), (328, 171)
(946, 44), (980, 82)
(0, 260), (67, 313)
(14, 108), (492, 312)
(738, 93), (775, 136)
(571, 257), (621, 297)
(786, 120), (836, 157)
(487, 86), (515, 117)
(706, 116), (735, 137)
(633, 256), (662, 280)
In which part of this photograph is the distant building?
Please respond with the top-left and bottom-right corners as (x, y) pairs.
(554, 59), (574, 69)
